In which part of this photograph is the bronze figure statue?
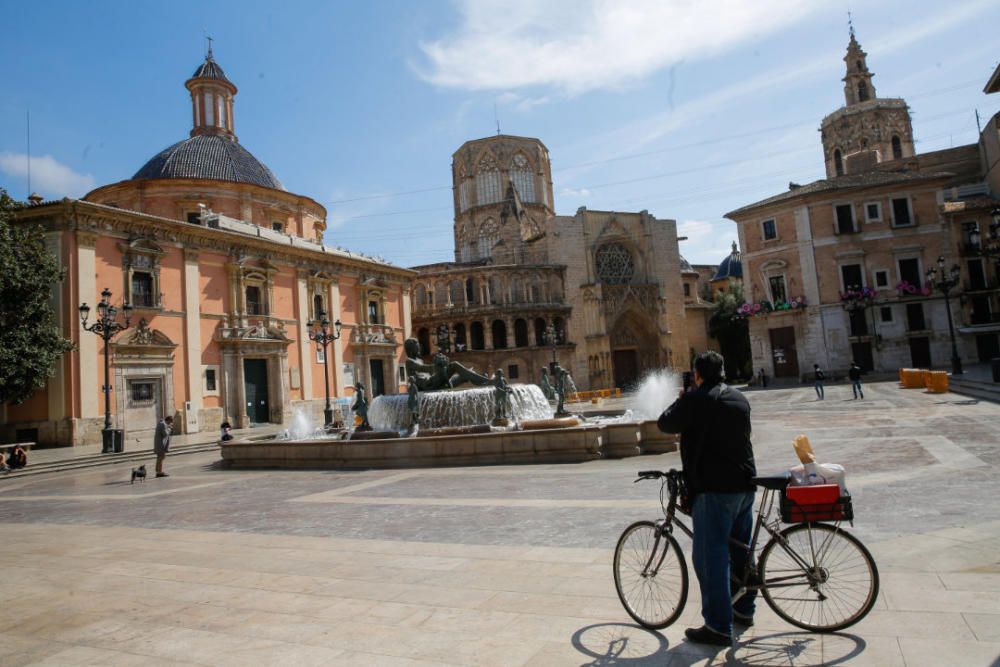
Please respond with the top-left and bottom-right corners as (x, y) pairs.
(403, 337), (490, 391)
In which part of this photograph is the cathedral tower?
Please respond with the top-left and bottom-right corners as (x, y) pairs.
(451, 135), (555, 264)
(820, 28), (914, 178)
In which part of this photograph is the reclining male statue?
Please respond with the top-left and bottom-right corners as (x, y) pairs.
(404, 337), (491, 391)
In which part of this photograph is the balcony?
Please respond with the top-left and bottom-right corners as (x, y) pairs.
(412, 300), (567, 318)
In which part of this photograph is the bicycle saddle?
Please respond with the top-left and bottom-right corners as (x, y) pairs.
(752, 472), (791, 490)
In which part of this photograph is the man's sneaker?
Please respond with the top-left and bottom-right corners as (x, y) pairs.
(733, 610), (754, 627)
(684, 625), (732, 646)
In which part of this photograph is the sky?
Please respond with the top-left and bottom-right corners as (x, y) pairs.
(1, 0), (998, 268)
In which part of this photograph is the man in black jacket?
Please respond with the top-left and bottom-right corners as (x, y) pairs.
(658, 351), (757, 646)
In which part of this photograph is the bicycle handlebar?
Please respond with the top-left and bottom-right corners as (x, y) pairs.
(635, 469), (681, 481)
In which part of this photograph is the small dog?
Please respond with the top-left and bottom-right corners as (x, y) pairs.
(130, 465), (147, 485)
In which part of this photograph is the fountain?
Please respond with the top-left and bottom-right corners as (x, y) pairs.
(220, 338), (679, 469)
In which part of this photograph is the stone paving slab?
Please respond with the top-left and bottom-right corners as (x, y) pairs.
(3, 381), (1000, 665)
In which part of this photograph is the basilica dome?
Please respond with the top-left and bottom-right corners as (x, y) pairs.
(133, 134), (284, 190)
(711, 242), (742, 281)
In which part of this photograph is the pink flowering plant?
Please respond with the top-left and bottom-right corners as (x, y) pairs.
(736, 296), (807, 318)
(895, 280), (932, 297)
(840, 286), (876, 306)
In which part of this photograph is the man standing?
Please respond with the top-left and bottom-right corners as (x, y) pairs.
(154, 415), (173, 478)
(813, 363), (825, 400)
(849, 361), (864, 399)
(658, 351), (757, 646)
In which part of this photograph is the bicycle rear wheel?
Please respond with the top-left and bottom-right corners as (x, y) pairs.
(613, 520), (688, 629)
(759, 522), (879, 632)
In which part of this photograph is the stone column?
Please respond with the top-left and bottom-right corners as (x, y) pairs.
(296, 274), (313, 401)
(183, 249), (203, 432)
(77, 232), (99, 419)
(329, 280), (345, 396)
(402, 287), (412, 339)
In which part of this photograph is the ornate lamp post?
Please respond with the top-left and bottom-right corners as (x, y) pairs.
(307, 311), (343, 426)
(925, 256), (963, 375)
(79, 288), (133, 453)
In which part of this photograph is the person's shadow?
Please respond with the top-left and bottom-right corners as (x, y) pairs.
(570, 623), (867, 666)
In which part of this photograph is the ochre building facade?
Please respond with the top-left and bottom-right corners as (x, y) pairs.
(2, 52), (413, 447)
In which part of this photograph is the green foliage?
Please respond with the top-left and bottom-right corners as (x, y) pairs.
(0, 189), (75, 404)
(709, 281), (752, 380)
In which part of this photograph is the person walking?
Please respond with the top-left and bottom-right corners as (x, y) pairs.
(813, 364), (825, 400)
(153, 415), (173, 478)
(657, 351), (757, 646)
(849, 362), (864, 399)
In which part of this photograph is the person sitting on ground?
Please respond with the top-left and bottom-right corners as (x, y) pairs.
(8, 446), (27, 470)
(219, 421), (234, 442)
(0, 451), (8, 472)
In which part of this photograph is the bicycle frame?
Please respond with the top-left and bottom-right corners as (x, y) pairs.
(651, 479), (845, 604)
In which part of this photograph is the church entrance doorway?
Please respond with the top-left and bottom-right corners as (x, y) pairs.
(613, 350), (639, 389)
(243, 359), (270, 424)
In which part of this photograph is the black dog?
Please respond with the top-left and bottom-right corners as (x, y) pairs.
(130, 465), (147, 485)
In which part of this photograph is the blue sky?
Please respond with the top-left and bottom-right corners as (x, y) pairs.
(2, 0), (998, 268)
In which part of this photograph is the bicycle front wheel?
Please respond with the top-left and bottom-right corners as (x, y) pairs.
(613, 520), (688, 629)
(759, 522), (879, 632)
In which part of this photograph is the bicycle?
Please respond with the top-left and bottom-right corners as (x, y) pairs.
(613, 469), (879, 633)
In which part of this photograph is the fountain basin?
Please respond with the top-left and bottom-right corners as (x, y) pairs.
(602, 423), (642, 458)
(639, 420), (680, 454)
(221, 425), (604, 469)
(521, 416), (582, 430)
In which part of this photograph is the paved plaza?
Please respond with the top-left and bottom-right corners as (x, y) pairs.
(2, 381), (999, 666)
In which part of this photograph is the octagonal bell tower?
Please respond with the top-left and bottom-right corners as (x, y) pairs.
(451, 135), (554, 265)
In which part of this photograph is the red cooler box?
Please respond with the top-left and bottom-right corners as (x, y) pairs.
(781, 483), (853, 523)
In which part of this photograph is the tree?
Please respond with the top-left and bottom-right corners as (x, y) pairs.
(0, 189), (74, 404)
(709, 281), (752, 381)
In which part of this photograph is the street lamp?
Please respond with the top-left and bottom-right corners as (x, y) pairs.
(79, 288), (132, 453)
(308, 311), (343, 426)
(925, 256), (963, 376)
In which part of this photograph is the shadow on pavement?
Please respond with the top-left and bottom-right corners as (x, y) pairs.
(571, 623), (866, 666)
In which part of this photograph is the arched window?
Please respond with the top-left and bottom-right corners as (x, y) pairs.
(534, 318), (546, 346)
(245, 285), (263, 315)
(891, 135), (903, 160)
(477, 217), (499, 259)
(857, 81), (869, 102)
(511, 277), (524, 303)
(510, 153), (536, 203)
(453, 323), (467, 350)
(594, 242), (635, 284)
(514, 319), (529, 347)
(489, 275), (503, 305)
(465, 278), (477, 304)
(855, 59), (862, 72)
(415, 284), (426, 306)
(834, 149), (844, 176)
(313, 294), (324, 320)
(492, 320), (508, 349)
(476, 153), (501, 205)
(449, 280), (463, 305)
(470, 321), (485, 350)
(554, 317), (566, 343)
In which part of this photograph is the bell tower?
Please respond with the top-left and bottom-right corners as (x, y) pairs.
(186, 42), (238, 140)
(819, 25), (914, 178)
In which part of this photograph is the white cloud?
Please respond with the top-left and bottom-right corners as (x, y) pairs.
(560, 187), (591, 198)
(0, 152), (95, 198)
(416, 0), (824, 94)
(677, 218), (737, 265)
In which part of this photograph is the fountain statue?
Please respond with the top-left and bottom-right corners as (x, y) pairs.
(352, 382), (371, 431)
(406, 375), (420, 431)
(538, 367), (555, 400)
(554, 364), (570, 416)
(491, 369), (513, 425)
(403, 337), (491, 391)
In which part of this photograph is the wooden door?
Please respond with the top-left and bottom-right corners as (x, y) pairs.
(612, 349), (639, 390)
(908, 337), (932, 369)
(243, 359), (270, 424)
(768, 327), (800, 378)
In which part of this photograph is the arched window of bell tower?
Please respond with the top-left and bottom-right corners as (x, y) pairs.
(476, 153), (502, 205)
(857, 81), (869, 102)
(477, 217), (499, 259)
(834, 149), (844, 177)
(510, 153), (536, 203)
(891, 135), (903, 160)
(855, 59), (862, 72)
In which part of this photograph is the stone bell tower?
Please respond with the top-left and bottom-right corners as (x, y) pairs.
(820, 26), (915, 178)
(450, 135), (555, 264)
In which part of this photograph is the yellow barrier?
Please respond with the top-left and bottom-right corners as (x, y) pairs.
(925, 370), (949, 393)
(899, 368), (925, 389)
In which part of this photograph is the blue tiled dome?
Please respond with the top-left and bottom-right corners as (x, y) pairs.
(711, 242), (742, 281)
(133, 134), (284, 190)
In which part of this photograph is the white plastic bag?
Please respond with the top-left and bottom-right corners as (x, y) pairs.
(789, 462), (847, 494)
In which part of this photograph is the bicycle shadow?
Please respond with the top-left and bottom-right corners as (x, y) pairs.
(571, 623), (867, 666)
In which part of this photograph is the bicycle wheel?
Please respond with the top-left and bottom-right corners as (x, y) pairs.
(613, 520), (688, 629)
(759, 522), (879, 632)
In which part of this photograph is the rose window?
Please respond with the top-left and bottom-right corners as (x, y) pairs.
(595, 243), (635, 284)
